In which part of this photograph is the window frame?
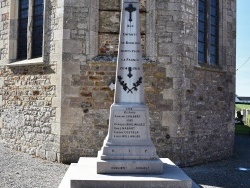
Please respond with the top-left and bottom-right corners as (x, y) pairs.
(8, 0), (45, 66)
(198, 0), (219, 66)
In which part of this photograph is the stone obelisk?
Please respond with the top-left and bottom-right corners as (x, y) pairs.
(97, 0), (163, 174)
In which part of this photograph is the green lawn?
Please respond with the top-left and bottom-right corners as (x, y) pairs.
(235, 103), (250, 111)
(235, 124), (250, 135)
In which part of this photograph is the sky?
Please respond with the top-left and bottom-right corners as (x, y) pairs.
(236, 0), (250, 96)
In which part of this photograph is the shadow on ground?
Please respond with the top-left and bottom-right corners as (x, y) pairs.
(182, 135), (250, 188)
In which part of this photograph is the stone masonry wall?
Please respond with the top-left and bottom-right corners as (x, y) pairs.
(60, 0), (236, 166)
(99, 0), (146, 56)
(0, 0), (236, 166)
(0, 0), (63, 162)
(60, 0), (156, 163)
(0, 0), (10, 139)
(0, 0), (9, 61)
(61, 60), (172, 163)
(156, 0), (236, 165)
(0, 65), (60, 161)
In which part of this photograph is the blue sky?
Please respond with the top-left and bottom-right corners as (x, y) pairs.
(236, 0), (250, 96)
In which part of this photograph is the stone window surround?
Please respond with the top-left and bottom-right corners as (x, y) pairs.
(196, 0), (224, 69)
(6, 0), (46, 66)
(90, 0), (157, 62)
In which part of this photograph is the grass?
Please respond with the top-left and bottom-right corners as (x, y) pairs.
(235, 103), (250, 111)
(235, 124), (250, 135)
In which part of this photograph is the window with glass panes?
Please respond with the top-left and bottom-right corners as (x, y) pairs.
(17, 0), (44, 60)
(198, 0), (219, 65)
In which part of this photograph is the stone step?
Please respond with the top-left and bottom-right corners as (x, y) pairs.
(59, 157), (193, 188)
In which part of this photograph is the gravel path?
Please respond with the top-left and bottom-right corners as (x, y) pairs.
(0, 135), (249, 188)
(0, 141), (68, 188)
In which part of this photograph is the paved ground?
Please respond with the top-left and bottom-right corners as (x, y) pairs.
(183, 135), (250, 188)
(0, 135), (249, 188)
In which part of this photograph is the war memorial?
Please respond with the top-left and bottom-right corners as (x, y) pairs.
(59, 1), (195, 187)
(0, 0), (236, 178)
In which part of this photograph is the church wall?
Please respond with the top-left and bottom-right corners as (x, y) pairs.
(154, 0), (235, 165)
(0, 0), (63, 162)
(0, 0), (236, 166)
(59, 0), (236, 166)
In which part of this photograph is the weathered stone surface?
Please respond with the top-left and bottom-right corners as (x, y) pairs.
(99, 11), (146, 34)
(0, 0), (236, 167)
(100, 0), (120, 10)
(97, 158), (164, 174)
(98, 34), (119, 56)
(100, 0), (146, 11)
(99, 11), (120, 33)
(59, 158), (192, 188)
(99, 34), (146, 56)
(0, 0), (61, 162)
(98, 0), (146, 56)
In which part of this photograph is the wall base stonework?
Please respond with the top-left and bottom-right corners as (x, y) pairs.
(0, 65), (60, 162)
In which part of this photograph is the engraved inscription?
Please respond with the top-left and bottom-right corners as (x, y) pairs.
(111, 167), (126, 169)
(136, 167), (150, 170)
(112, 109), (147, 139)
(120, 50), (140, 53)
(120, 58), (140, 62)
(110, 166), (150, 170)
(119, 67), (141, 71)
(127, 24), (134, 27)
(123, 33), (137, 36)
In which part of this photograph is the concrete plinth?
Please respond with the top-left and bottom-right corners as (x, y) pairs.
(97, 157), (163, 174)
(59, 157), (194, 188)
(97, 104), (164, 174)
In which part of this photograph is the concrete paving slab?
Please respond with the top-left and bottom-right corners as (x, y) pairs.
(59, 158), (193, 188)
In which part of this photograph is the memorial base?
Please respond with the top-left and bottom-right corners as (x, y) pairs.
(59, 157), (198, 188)
(97, 157), (163, 174)
(97, 104), (164, 174)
